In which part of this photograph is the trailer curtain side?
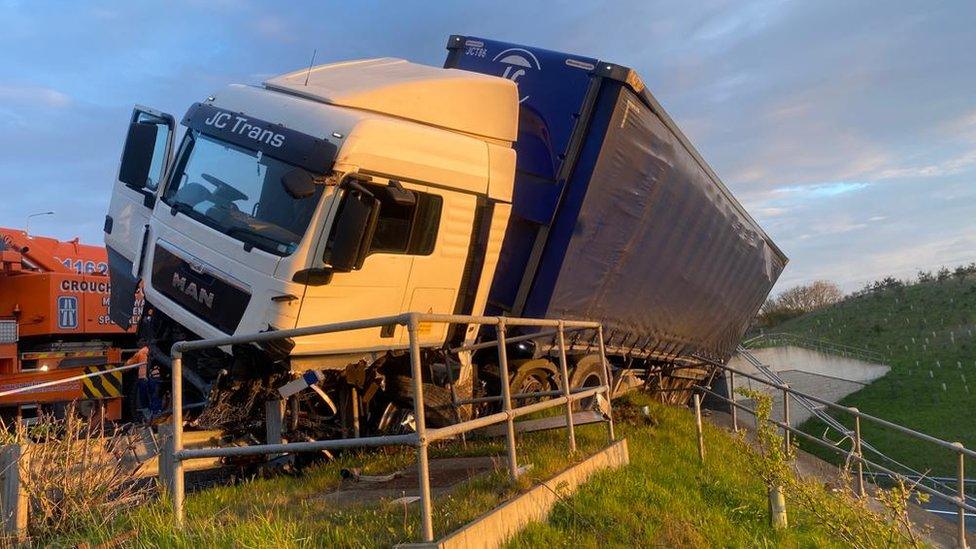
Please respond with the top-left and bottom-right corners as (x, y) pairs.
(528, 82), (786, 362)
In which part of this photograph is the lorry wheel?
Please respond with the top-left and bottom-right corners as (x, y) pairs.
(386, 375), (456, 427)
(510, 359), (557, 403)
(569, 355), (606, 411)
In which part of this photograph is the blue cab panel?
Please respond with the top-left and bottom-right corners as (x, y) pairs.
(445, 36), (599, 311)
(446, 35), (597, 194)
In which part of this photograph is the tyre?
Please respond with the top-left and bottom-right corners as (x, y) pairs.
(510, 359), (558, 403)
(569, 355), (606, 411)
(386, 375), (457, 427)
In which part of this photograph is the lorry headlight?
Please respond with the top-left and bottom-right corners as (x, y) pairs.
(510, 339), (536, 360)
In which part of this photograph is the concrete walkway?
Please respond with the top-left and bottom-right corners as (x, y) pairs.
(726, 345), (889, 427)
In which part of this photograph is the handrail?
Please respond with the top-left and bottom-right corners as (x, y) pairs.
(700, 353), (976, 459)
(696, 354), (973, 546)
(0, 361), (144, 398)
(738, 349), (968, 507)
(167, 312), (614, 543)
(745, 332), (886, 364)
(694, 384), (976, 517)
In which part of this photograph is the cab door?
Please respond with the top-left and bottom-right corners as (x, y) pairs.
(400, 187), (476, 346)
(294, 178), (421, 354)
(104, 105), (175, 328)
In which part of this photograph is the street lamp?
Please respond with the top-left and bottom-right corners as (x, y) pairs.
(25, 211), (54, 236)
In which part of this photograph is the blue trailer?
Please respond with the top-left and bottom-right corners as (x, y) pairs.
(446, 36), (786, 366)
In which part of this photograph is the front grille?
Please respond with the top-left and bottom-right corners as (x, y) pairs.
(151, 244), (250, 334)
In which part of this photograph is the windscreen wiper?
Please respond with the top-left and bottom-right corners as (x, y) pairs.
(169, 201), (197, 217)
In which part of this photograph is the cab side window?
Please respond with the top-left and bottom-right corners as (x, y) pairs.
(135, 112), (172, 191)
(367, 184), (441, 256)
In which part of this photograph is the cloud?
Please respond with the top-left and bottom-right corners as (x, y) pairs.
(755, 207), (788, 218)
(691, 0), (792, 48)
(0, 84), (71, 108)
(766, 178), (976, 292)
(774, 182), (871, 198)
(742, 181), (872, 224)
(875, 148), (976, 179)
(253, 16), (293, 41)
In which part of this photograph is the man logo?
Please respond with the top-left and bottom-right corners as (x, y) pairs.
(57, 295), (79, 329)
(172, 273), (215, 309)
(492, 48), (541, 103)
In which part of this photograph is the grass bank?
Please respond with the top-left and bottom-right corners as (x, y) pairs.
(774, 276), (976, 475)
(44, 392), (903, 547)
(52, 415), (611, 547)
(508, 396), (859, 548)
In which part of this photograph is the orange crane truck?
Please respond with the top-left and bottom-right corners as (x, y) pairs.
(0, 228), (139, 422)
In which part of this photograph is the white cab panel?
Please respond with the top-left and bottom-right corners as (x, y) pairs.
(265, 58), (518, 142)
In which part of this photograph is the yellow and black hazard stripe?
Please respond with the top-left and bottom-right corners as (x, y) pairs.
(81, 366), (123, 400)
(21, 350), (107, 361)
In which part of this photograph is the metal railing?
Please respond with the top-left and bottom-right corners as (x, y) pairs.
(695, 356), (972, 548)
(0, 361), (144, 399)
(734, 345), (948, 502)
(168, 313), (615, 542)
(744, 332), (886, 364)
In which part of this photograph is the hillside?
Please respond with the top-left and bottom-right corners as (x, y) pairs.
(773, 275), (976, 475)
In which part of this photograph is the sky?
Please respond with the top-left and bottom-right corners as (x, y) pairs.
(0, 0), (973, 295)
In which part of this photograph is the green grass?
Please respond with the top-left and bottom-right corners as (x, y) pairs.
(771, 277), (976, 476)
(50, 415), (612, 547)
(49, 392), (888, 547)
(508, 395), (853, 548)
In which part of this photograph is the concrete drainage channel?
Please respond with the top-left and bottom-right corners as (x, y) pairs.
(397, 439), (630, 549)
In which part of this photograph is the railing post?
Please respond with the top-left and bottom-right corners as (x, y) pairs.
(693, 392), (705, 463)
(729, 371), (738, 433)
(556, 321), (576, 453)
(769, 485), (788, 529)
(0, 444), (28, 539)
(852, 409), (865, 497)
(158, 423), (173, 495)
(596, 325), (615, 442)
(350, 387), (360, 439)
(496, 318), (520, 482)
(266, 399), (285, 460)
(782, 384), (791, 453)
(954, 442), (967, 549)
(407, 317), (435, 542)
(171, 349), (185, 528)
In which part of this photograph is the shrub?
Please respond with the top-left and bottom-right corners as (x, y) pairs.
(2, 405), (150, 541)
(737, 389), (929, 548)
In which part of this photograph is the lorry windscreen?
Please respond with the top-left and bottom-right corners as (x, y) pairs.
(162, 131), (325, 256)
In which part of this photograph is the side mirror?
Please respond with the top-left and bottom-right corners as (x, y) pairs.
(292, 267), (333, 286)
(281, 168), (316, 199)
(326, 189), (380, 272)
(119, 122), (159, 189)
(377, 180), (416, 207)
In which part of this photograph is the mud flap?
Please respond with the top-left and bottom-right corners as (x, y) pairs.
(107, 246), (138, 329)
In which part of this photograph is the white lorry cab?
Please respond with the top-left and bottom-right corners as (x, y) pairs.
(107, 59), (518, 372)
